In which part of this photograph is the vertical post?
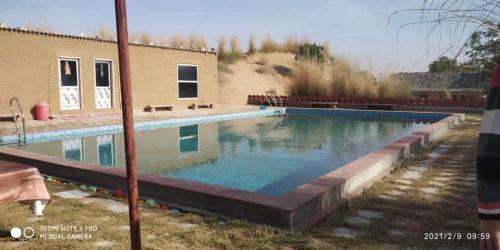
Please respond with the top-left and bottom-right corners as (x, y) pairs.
(114, 0), (141, 249)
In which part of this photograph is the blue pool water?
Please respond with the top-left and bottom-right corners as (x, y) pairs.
(20, 113), (429, 195)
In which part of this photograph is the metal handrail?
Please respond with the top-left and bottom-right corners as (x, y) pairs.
(9, 97), (26, 145)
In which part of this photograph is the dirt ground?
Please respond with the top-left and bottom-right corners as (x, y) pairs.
(218, 53), (293, 105)
(0, 115), (482, 249)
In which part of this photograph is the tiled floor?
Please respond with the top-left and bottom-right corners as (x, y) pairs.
(0, 105), (257, 136)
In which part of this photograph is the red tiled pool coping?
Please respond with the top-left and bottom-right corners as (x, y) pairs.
(0, 112), (465, 230)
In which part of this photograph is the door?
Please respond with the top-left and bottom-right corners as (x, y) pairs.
(94, 61), (112, 109)
(59, 58), (81, 110)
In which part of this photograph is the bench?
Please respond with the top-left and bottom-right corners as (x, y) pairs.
(307, 102), (338, 109)
(364, 103), (397, 110)
(144, 105), (173, 112)
(188, 104), (214, 110)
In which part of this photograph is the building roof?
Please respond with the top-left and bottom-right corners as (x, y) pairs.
(394, 72), (487, 92)
(0, 26), (217, 55)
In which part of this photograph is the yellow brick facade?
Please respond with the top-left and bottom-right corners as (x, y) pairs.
(0, 28), (217, 115)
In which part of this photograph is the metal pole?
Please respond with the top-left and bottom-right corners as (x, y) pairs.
(114, 0), (141, 249)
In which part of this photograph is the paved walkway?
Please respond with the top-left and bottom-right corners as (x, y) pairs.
(308, 117), (481, 249)
(0, 105), (257, 136)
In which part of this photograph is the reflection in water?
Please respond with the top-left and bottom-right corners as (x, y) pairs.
(98, 135), (115, 166)
(23, 114), (429, 196)
(63, 139), (84, 161)
(179, 125), (199, 154)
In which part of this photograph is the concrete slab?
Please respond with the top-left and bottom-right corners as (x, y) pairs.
(408, 166), (429, 172)
(345, 216), (371, 226)
(95, 241), (114, 248)
(389, 230), (406, 236)
(169, 221), (198, 230)
(428, 153), (442, 159)
(82, 198), (129, 213)
(420, 187), (439, 194)
(54, 189), (91, 199)
(357, 210), (384, 219)
(428, 181), (446, 187)
(334, 227), (357, 239)
(401, 170), (422, 180)
(434, 177), (451, 182)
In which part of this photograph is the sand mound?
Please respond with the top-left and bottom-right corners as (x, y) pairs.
(218, 52), (294, 105)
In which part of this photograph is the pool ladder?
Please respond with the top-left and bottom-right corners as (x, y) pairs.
(264, 95), (285, 116)
(0, 97), (27, 146)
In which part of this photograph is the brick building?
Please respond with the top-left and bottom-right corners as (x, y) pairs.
(395, 72), (487, 101)
(0, 27), (217, 116)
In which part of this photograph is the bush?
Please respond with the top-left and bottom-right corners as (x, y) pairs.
(288, 61), (329, 96)
(260, 35), (280, 53)
(218, 62), (233, 74)
(377, 75), (412, 98)
(217, 35), (227, 61)
(248, 34), (257, 55)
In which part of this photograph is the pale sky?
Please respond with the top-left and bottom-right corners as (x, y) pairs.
(0, 0), (475, 74)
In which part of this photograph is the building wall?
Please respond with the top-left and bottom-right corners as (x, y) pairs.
(0, 29), (217, 115)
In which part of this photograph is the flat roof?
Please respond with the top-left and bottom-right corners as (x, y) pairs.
(0, 26), (217, 55)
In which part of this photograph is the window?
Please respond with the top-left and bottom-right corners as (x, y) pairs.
(60, 59), (79, 86)
(98, 135), (115, 166)
(95, 61), (111, 87)
(63, 139), (84, 161)
(179, 125), (199, 154)
(178, 65), (198, 98)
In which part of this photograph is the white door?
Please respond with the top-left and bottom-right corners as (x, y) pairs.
(59, 59), (81, 110)
(95, 61), (112, 109)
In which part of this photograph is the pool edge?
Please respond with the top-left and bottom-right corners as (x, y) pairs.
(0, 111), (465, 230)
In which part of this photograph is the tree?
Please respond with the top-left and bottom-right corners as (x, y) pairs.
(428, 56), (458, 73)
(464, 23), (500, 75)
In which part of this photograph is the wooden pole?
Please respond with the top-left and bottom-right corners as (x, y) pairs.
(114, 0), (141, 249)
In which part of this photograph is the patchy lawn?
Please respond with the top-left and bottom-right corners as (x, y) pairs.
(0, 115), (482, 249)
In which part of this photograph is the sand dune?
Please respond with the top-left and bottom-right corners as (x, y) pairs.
(218, 52), (294, 105)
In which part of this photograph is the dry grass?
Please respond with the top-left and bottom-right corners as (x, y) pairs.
(188, 34), (208, 50)
(168, 33), (188, 49)
(96, 25), (115, 41)
(260, 35), (280, 53)
(288, 55), (410, 98)
(0, 119), (481, 249)
(138, 32), (152, 45)
(229, 35), (242, 59)
(377, 74), (413, 99)
(248, 34), (257, 55)
(217, 35), (227, 61)
(288, 60), (329, 96)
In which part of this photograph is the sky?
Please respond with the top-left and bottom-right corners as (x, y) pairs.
(0, 0), (476, 74)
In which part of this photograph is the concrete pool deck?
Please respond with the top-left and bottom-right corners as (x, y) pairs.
(0, 108), (465, 230)
(0, 105), (258, 137)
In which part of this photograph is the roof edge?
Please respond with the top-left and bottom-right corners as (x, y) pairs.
(0, 27), (217, 55)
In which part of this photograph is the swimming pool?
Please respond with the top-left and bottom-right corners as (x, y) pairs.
(0, 108), (461, 229)
(21, 113), (428, 195)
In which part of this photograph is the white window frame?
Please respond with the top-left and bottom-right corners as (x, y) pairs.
(93, 59), (114, 109)
(177, 64), (199, 100)
(58, 57), (82, 110)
